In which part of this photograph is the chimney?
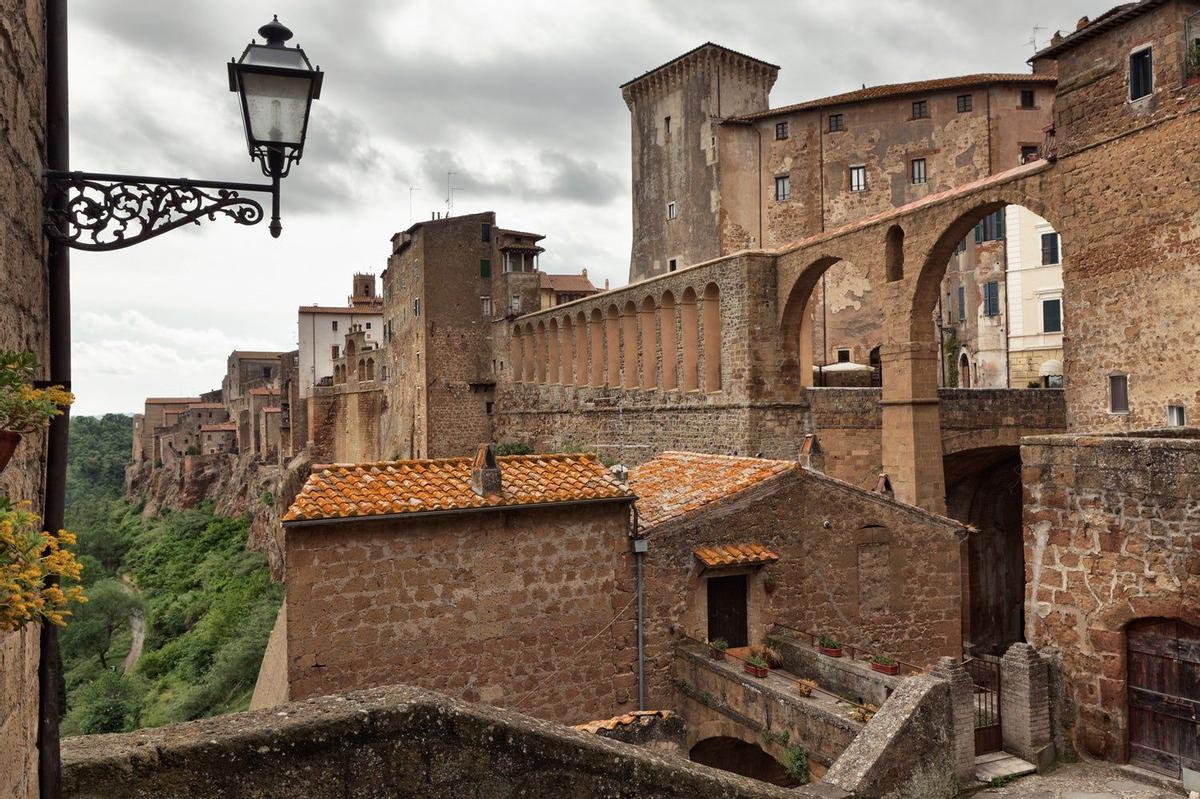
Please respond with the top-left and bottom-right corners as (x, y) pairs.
(799, 434), (825, 473)
(1050, 31), (1063, 46)
(610, 463), (629, 486)
(604, 278), (610, 290)
(581, 267), (588, 280)
(469, 443), (502, 497)
(1076, 16), (1089, 31)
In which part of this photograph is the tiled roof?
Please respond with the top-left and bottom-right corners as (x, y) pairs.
(630, 451), (795, 528)
(1033, 2), (1160, 60)
(283, 453), (632, 523)
(201, 423), (236, 433)
(574, 710), (676, 734)
(187, 402), (226, 410)
(694, 543), (780, 569)
(621, 42), (779, 89)
(298, 305), (384, 315)
(732, 73), (1056, 121)
(146, 397), (201, 404)
(540, 273), (598, 294)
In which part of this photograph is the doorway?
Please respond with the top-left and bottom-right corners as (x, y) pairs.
(1127, 619), (1200, 779)
(707, 574), (748, 648)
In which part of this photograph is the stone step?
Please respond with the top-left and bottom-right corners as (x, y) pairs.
(975, 752), (1037, 783)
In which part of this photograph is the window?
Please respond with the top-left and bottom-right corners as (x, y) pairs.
(1041, 232), (1060, 265)
(668, 258), (678, 272)
(911, 158), (927, 185)
(664, 115), (671, 136)
(983, 281), (1000, 316)
(667, 201), (677, 220)
(485, 401), (494, 416)
(1167, 405), (1186, 426)
(510, 294), (521, 313)
(911, 100), (929, 119)
(774, 174), (790, 201)
(1130, 48), (1153, 100)
(1021, 145), (1041, 163)
(478, 258), (492, 278)
(850, 165), (867, 192)
(956, 237), (967, 254)
(413, 298), (420, 317)
(836, 348), (851, 363)
(481, 222), (491, 243)
(956, 93), (973, 113)
(974, 208), (1006, 242)
(828, 113), (844, 132)
(1109, 374), (1129, 413)
(331, 320), (338, 331)
(481, 296), (492, 317)
(330, 345), (339, 359)
(365, 321), (372, 329)
(945, 292), (953, 323)
(1042, 298), (1062, 333)
(957, 286), (966, 321)
(775, 121), (789, 139)
(1020, 89), (1036, 108)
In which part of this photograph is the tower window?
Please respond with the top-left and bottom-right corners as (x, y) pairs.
(667, 201), (677, 220)
(956, 94), (973, 113)
(775, 121), (789, 139)
(664, 115), (671, 136)
(828, 113), (845, 132)
(911, 158), (927, 185)
(1130, 47), (1153, 100)
(1020, 89), (1036, 108)
(850, 165), (867, 192)
(774, 175), (790, 201)
(1109, 374), (1129, 413)
(911, 100), (929, 119)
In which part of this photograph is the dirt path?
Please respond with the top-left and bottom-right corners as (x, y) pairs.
(120, 574), (145, 674)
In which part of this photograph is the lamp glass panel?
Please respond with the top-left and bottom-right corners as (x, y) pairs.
(241, 71), (311, 146)
(243, 44), (309, 70)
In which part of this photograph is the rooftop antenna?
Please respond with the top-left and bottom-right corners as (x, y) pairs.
(445, 171), (464, 216)
(408, 186), (421, 224)
(1026, 24), (1046, 52)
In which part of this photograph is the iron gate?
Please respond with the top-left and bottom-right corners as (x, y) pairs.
(964, 655), (1002, 754)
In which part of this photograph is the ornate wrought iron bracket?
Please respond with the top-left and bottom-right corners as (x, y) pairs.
(44, 170), (281, 252)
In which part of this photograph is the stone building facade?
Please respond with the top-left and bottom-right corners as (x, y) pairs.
(296, 273), (382, 399)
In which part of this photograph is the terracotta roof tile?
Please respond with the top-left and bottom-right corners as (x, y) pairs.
(186, 402), (226, 410)
(630, 451), (795, 528)
(540, 272), (598, 294)
(693, 542), (780, 569)
(573, 710), (676, 734)
(284, 453), (632, 523)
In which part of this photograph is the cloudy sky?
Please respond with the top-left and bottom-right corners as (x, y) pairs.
(68, 0), (1098, 415)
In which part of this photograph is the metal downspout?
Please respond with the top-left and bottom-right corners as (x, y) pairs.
(632, 504), (646, 711)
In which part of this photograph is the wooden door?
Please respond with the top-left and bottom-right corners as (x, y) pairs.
(1128, 619), (1200, 778)
(706, 575), (748, 648)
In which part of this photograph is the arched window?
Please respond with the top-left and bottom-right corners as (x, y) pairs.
(659, 291), (678, 391)
(702, 283), (722, 392)
(885, 225), (905, 282)
(959, 352), (971, 388)
(680, 288), (699, 392)
(590, 309), (605, 387)
(639, 297), (657, 390)
(548, 319), (560, 384)
(622, 301), (638, 389)
(605, 305), (620, 388)
(357, 358), (365, 379)
(366, 358), (375, 381)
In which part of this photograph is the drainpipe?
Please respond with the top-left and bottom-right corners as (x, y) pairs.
(630, 504), (647, 711)
(40, 3), (70, 798)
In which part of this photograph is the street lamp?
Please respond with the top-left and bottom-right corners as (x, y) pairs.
(43, 15), (322, 250)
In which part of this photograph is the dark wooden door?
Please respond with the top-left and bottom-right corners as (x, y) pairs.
(707, 575), (748, 648)
(1128, 619), (1200, 778)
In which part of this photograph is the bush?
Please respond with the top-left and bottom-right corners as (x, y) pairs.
(493, 442), (534, 456)
(70, 670), (145, 734)
(782, 745), (809, 784)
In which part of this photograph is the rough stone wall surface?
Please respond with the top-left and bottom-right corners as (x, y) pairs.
(284, 502), (637, 726)
(249, 603), (288, 710)
(770, 628), (900, 707)
(999, 642), (1053, 767)
(674, 644), (862, 775)
(0, 2), (47, 796)
(639, 469), (963, 709)
(823, 674), (956, 799)
(61, 683), (814, 799)
(1022, 432), (1200, 762)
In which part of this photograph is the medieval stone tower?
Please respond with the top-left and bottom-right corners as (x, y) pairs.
(621, 43), (778, 283)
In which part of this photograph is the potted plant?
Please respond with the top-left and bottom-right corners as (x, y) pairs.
(796, 678), (817, 698)
(0, 351), (73, 474)
(1187, 40), (1200, 86)
(744, 654), (770, 678)
(708, 638), (729, 660)
(818, 633), (843, 658)
(0, 499), (86, 632)
(871, 654), (900, 676)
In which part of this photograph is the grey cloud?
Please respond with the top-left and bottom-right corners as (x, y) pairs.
(418, 147), (621, 208)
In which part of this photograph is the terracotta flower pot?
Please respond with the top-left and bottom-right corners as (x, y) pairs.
(871, 661), (900, 676)
(819, 646), (843, 658)
(744, 662), (769, 678)
(0, 430), (21, 473)
(709, 648), (726, 661)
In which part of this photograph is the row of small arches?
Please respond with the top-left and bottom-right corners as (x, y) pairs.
(334, 357), (376, 384)
(512, 284), (722, 393)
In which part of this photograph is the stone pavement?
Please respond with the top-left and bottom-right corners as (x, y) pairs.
(977, 761), (1186, 799)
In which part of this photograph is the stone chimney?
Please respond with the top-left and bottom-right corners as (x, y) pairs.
(1051, 31), (1064, 46)
(799, 434), (825, 473)
(1076, 16), (1089, 31)
(581, 267), (588, 280)
(469, 443), (502, 497)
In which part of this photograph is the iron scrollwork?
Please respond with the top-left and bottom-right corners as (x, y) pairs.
(44, 171), (279, 251)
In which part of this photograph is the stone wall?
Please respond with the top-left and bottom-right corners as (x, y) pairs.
(282, 501), (638, 726)
(639, 467), (964, 709)
(309, 384), (383, 464)
(61, 683), (814, 799)
(0, 1), (47, 797)
(1022, 430), (1200, 762)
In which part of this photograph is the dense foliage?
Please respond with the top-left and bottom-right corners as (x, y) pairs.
(59, 414), (282, 735)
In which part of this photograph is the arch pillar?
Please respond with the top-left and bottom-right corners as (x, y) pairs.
(880, 340), (946, 514)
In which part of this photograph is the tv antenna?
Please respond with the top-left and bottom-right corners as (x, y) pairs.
(408, 186), (421, 224)
(445, 171), (463, 216)
(1026, 24), (1046, 52)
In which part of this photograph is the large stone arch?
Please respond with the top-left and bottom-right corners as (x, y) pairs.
(778, 255), (844, 393)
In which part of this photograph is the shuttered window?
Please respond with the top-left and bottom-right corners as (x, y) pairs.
(1042, 299), (1062, 333)
(975, 208), (1006, 243)
(957, 286), (966, 321)
(983, 281), (1000, 316)
(1130, 48), (1153, 100)
(1041, 232), (1060, 265)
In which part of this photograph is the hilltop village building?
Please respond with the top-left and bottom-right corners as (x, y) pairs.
(97, 2), (1200, 797)
(296, 273), (383, 399)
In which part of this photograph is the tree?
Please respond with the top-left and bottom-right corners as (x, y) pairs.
(71, 670), (145, 734)
(61, 578), (143, 670)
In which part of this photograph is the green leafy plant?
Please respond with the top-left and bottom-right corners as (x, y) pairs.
(185, 445), (200, 456)
(0, 500), (86, 631)
(0, 350), (73, 433)
(707, 637), (728, 652)
(260, 490), (274, 507)
(1187, 39), (1200, 78)
(819, 633), (841, 650)
(747, 654), (769, 668)
(493, 442), (534, 456)
(872, 653), (896, 666)
(782, 744), (810, 785)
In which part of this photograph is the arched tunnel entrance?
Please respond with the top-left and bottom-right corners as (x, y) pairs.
(945, 446), (1025, 656)
(689, 736), (798, 787)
